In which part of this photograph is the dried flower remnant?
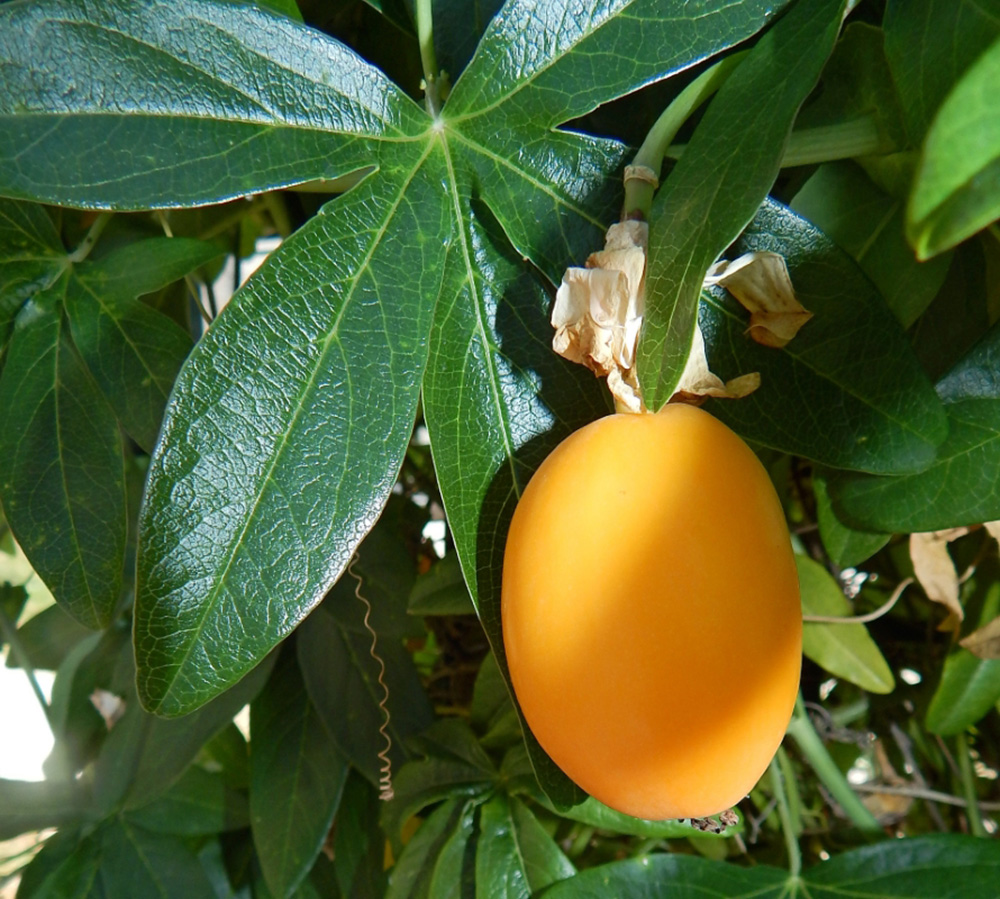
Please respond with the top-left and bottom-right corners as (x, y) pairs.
(551, 221), (647, 413)
(704, 252), (812, 349)
(909, 528), (970, 631)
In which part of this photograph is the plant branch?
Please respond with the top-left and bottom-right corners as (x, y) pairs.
(416, 0), (442, 117)
(624, 52), (744, 220)
(0, 604), (55, 733)
(67, 212), (111, 263)
(785, 695), (883, 834)
(957, 733), (987, 836)
(769, 752), (801, 879)
(803, 578), (913, 624)
(851, 782), (1000, 812)
(666, 114), (889, 169)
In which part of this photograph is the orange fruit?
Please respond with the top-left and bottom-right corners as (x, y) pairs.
(501, 404), (801, 820)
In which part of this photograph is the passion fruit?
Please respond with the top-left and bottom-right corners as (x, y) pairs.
(501, 404), (801, 820)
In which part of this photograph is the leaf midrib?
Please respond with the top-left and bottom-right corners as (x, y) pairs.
(150, 143), (436, 712)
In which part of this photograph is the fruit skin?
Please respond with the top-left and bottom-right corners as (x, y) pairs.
(501, 405), (801, 820)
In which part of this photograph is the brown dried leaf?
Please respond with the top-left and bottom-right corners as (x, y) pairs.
(670, 325), (760, 406)
(960, 615), (1000, 660)
(909, 529), (971, 629)
(704, 252), (812, 348)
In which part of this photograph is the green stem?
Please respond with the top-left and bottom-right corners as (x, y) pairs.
(956, 733), (987, 837)
(769, 753), (801, 879)
(0, 604), (55, 733)
(415, 0), (442, 117)
(666, 115), (889, 169)
(67, 212), (111, 263)
(624, 53), (744, 220)
(785, 695), (883, 835)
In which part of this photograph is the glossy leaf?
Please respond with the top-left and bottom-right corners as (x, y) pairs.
(66, 238), (215, 451)
(0, 198), (64, 348)
(135, 151), (447, 715)
(794, 22), (907, 153)
(422, 201), (606, 807)
(640, 0), (846, 409)
(125, 765), (250, 836)
(251, 649), (349, 899)
(812, 471), (889, 569)
(907, 34), (1000, 258)
(534, 791), (738, 840)
(797, 555), (895, 694)
(926, 649), (1000, 735)
(540, 835), (1000, 897)
(0, 290), (127, 628)
(883, 0), (1000, 142)
(385, 798), (478, 899)
(700, 200), (948, 475)
(0, 0), (426, 208)
(792, 162), (950, 327)
(476, 793), (575, 898)
(831, 319), (1000, 531)
(380, 719), (496, 847)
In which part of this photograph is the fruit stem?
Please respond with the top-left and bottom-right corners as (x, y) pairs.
(786, 694), (883, 835)
(624, 52), (745, 221)
(416, 0), (443, 118)
(769, 752), (801, 879)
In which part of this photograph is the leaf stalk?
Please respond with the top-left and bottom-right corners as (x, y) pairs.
(416, 0), (443, 117)
(624, 53), (745, 220)
(769, 752), (802, 879)
(785, 694), (883, 835)
(0, 603), (55, 734)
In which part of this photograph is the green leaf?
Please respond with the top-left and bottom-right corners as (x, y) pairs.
(797, 555), (895, 694)
(831, 318), (1000, 531)
(93, 651), (275, 814)
(408, 553), (476, 616)
(297, 572), (434, 791)
(476, 794), (575, 897)
(883, 0), (1000, 142)
(66, 246), (204, 452)
(251, 648), (349, 899)
(422, 202), (606, 808)
(0, 198), (64, 349)
(124, 765), (250, 835)
(539, 835), (1000, 897)
(332, 771), (388, 899)
(926, 649), (1000, 735)
(792, 161), (951, 327)
(3, 602), (94, 670)
(700, 200), (948, 475)
(907, 35), (1000, 258)
(0, 290), (127, 628)
(811, 471), (889, 569)
(99, 818), (219, 899)
(135, 151), (447, 716)
(385, 798), (478, 899)
(0, 0), (426, 208)
(0, 778), (88, 841)
(380, 719), (496, 848)
(794, 22), (907, 153)
(539, 796), (737, 840)
(640, 0), (846, 409)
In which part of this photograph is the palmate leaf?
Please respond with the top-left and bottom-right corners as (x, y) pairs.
(539, 835), (1000, 897)
(0, 0), (793, 728)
